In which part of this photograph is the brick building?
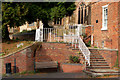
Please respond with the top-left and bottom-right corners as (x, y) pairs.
(52, 2), (120, 50)
(91, 2), (119, 49)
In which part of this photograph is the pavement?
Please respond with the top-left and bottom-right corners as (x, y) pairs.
(3, 72), (90, 78)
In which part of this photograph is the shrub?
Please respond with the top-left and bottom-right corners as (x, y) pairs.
(69, 55), (80, 63)
(16, 37), (19, 41)
(94, 46), (97, 48)
(86, 41), (91, 47)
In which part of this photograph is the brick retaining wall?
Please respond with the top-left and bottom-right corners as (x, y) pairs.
(89, 48), (118, 68)
(1, 44), (35, 74)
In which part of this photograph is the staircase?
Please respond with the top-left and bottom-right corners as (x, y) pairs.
(67, 43), (119, 77)
(85, 52), (119, 77)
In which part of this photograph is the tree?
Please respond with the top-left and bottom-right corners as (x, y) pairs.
(2, 2), (28, 40)
(2, 2), (76, 41)
(25, 2), (76, 27)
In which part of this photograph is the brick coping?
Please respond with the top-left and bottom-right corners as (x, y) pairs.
(88, 47), (118, 51)
(0, 42), (36, 59)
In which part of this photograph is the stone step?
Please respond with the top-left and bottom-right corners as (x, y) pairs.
(90, 53), (102, 55)
(90, 64), (109, 66)
(90, 59), (105, 61)
(84, 70), (120, 77)
(90, 55), (102, 57)
(90, 53), (100, 55)
(90, 57), (104, 59)
(72, 48), (79, 50)
(90, 61), (107, 63)
(88, 69), (119, 73)
(86, 66), (110, 69)
(90, 56), (103, 58)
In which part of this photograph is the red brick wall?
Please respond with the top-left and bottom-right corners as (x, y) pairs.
(2, 46), (34, 74)
(62, 63), (84, 73)
(84, 26), (91, 44)
(90, 49), (118, 68)
(35, 43), (80, 63)
(91, 2), (119, 49)
(118, 1), (120, 68)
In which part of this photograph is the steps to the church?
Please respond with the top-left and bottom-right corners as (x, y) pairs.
(35, 42), (119, 77)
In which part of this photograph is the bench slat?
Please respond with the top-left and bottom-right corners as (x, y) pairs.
(35, 61), (58, 69)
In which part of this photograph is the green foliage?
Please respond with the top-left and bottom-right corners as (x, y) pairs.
(0, 53), (5, 56)
(6, 41), (10, 44)
(86, 41), (91, 47)
(16, 37), (19, 41)
(78, 52), (81, 55)
(2, 2), (76, 40)
(69, 55), (80, 63)
(94, 46), (97, 48)
(2, 25), (10, 40)
(21, 30), (28, 33)
(2, 2), (28, 27)
(26, 2), (76, 23)
(2, 2), (28, 40)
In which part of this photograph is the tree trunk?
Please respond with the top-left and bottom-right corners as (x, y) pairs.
(2, 25), (10, 41)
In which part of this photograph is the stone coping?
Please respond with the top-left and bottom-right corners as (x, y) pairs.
(62, 63), (83, 66)
(88, 47), (118, 51)
(0, 42), (36, 59)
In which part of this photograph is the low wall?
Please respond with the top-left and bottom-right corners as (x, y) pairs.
(61, 63), (84, 73)
(1, 44), (35, 74)
(89, 48), (118, 68)
(13, 32), (35, 41)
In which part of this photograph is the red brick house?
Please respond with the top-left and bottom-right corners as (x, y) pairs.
(91, 2), (119, 49)
(51, 2), (120, 69)
(52, 2), (120, 50)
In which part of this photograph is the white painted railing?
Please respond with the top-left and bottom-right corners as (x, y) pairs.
(77, 36), (90, 66)
(63, 24), (91, 66)
(38, 23), (91, 66)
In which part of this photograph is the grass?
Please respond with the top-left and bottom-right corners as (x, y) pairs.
(1, 40), (34, 56)
(2, 71), (36, 77)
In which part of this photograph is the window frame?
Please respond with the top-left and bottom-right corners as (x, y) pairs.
(101, 4), (109, 31)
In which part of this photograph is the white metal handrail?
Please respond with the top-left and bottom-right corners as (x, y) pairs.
(63, 24), (91, 66)
(76, 36), (90, 66)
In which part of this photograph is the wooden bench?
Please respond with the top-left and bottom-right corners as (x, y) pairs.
(35, 61), (58, 69)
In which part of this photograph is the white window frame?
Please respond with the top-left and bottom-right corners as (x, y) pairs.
(101, 5), (108, 30)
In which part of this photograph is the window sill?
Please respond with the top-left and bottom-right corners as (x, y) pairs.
(101, 28), (107, 31)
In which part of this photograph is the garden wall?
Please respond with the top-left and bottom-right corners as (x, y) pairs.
(1, 44), (35, 74)
(89, 48), (118, 68)
(13, 32), (35, 41)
